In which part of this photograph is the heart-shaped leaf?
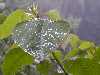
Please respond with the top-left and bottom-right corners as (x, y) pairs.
(12, 19), (70, 61)
(2, 47), (33, 75)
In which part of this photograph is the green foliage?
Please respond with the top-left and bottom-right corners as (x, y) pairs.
(53, 50), (63, 60)
(46, 9), (62, 21)
(0, 9), (30, 39)
(64, 48), (80, 60)
(78, 41), (96, 59)
(62, 34), (100, 75)
(0, 8), (100, 75)
(1, 47), (33, 75)
(64, 58), (100, 75)
(93, 47), (100, 62)
(37, 60), (52, 75)
(68, 34), (96, 59)
(69, 34), (81, 48)
(79, 41), (95, 50)
(86, 47), (96, 59)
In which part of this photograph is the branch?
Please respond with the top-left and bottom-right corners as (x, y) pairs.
(51, 52), (68, 75)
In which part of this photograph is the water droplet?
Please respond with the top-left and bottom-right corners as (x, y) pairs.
(57, 65), (64, 73)
(12, 19), (70, 62)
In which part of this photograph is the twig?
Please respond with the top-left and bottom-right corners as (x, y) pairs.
(51, 52), (68, 75)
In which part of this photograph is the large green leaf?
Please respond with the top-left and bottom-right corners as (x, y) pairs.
(64, 58), (100, 75)
(1, 47), (33, 75)
(36, 60), (52, 75)
(0, 9), (30, 39)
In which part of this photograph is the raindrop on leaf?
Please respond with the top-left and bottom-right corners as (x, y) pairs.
(12, 18), (70, 62)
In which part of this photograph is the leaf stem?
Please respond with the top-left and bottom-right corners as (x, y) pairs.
(51, 52), (68, 75)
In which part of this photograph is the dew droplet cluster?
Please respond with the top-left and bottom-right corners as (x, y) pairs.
(12, 18), (70, 62)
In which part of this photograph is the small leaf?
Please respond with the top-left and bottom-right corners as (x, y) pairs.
(36, 60), (52, 75)
(53, 50), (62, 60)
(0, 9), (30, 39)
(64, 48), (80, 60)
(2, 47), (33, 75)
(86, 47), (96, 59)
(46, 9), (61, 21)
(79, 41), (95, 50)
(93, 47), (100, 62)
(69, 34), (80, 48)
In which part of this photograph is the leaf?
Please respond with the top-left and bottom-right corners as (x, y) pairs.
(46, 9), (61, 21)
(69, 34), (80, 48)
(64, 48), (80, 60)
(64, 58), (100, 75)
(93, 47), (100, 62)
(79, 41), (94, 50)
(0, 9), (30, 39)
(53, 50), (62, 60)
(36, 60), (52, 75)
(78, 41), (96, 59)
(1, 47), (33, 75)
(86, 47), (96, 59)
